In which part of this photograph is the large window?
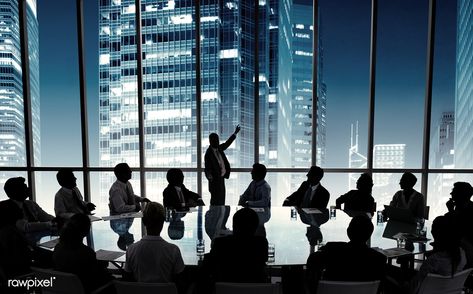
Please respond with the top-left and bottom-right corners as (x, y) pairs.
(0, 0), (470, 222)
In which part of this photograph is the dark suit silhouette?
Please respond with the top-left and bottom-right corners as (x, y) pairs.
(284, 182), (330, 209)
(163, 184), (202, 209)
(336, 190), (375, 214)
(204, 134), (236, 205)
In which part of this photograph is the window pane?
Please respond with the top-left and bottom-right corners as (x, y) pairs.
(0, 171), (27, 201)
(36, 0), (82, 166)
(319, 0), (371, 168)
(34, 171), (84, 218)
(143, 0), (197, 167)
(374, 0), (429, 168)
(92, 0), (140, 168)
(0, 1), (27, 168)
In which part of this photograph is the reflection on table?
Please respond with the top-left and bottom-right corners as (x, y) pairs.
(40, 206), (433, 266)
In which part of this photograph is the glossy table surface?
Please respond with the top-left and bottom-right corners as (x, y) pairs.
(66, 206), (432, 266)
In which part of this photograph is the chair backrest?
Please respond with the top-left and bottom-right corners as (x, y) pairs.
(114, 281), (178, 294)
(317, 280), (380, 294)
(31, 267), (85, 294)
(417, 268), (473, 294)
(215, 282), (281, 294)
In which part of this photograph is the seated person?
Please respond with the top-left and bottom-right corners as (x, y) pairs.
(306, 216), (387, 292)
(163, 168), (204, 209)
(0, 200), (32, 284)
(238, 163), (271, 208)
(109, 163), (149, 215)
(125, 202), (185, 283)
(53, 213), (112, 294)
(387, 215), (467, 294)
(4, 177), (56, 238)
(204, 207), (269, 283)
(55, 169), (96, 220)
(386, 172), (425, 220)
(336, 173), (375, 215)
(283, 166), (330, 209)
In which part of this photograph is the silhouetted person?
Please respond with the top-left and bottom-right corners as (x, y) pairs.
(4, 177), (55, 238)
(204, 207), (269, 283)
(238, 163), (271, 208)
(55, 169), (96, 220)
(306, 216), (386, 293)
(386, 215), (467, 294)
(283, 166), (330, 209)
(387, 172), (425, 220)
(163, 168), (204, 210)
(0, 200), (32, 288)
(204, 125), (240, 205)
(336, 173), (375, 215)
(445, 182), (473, 243)
(109, 163), (149, 215)
(125, 202), (185, 283)
(53, 213), (112, 294)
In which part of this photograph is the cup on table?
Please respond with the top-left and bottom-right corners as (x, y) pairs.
(290, 207), (297, 221)
(268, 243), (275, 262)
(196, 240), (205, 256)
(329, 206), (336, 219)
(376, 211), (384, 224)
(396, 237), (405, 249)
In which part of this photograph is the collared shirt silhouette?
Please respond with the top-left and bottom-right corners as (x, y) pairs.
(388, 172), (425, 220)
(283, 166), (330, 209)
(238, 163), (271, 208)
(204, 125), (240, 205)
(109, 163), (149, 215)
(163, 168), (204, 209)
(55, 169), (96, 220)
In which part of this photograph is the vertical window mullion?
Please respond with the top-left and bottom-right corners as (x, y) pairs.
(312, 0), (319, 166)
(195, 0), (203, 196)
(367, 0), (378, 175)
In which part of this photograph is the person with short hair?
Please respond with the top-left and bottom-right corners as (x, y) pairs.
(388, 172), (425, 220)
(4, 177), (55, 235)
(163, 168), (204, 209)
(53, 213), (112, 294)
(125, 202), (185, 283)
(306, 216), (387, 292)
(205, 207), (269, 282)
(336, 173), (375, 215)
(55, 169), (96, 220)
(283, 166), (330, 209)
(109, 163), (149, 215)
(238, 163), (271, 208)
(204, 125), (240, 205)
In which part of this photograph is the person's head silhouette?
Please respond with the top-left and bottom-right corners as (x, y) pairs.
(142, 202), (166, 235)
(356, 173), (374, 193)
(347, 215), (374, 244)
(114, 163), (132, 183)
(251, 163), (267, 181)
(450, 182), (473, 205)
(0, 199), (23, 228)
(431, 215), (460, 251)
(56, 169), (77, 189)
(307, 166), (324, 186)
(399, 172), (417, 191)
(209, 133), (220, 148)
(166, 168), (184, 186)
(4, 177), (30, 202)
(232, 207), (259, 237)
(60, 213), (91, 245)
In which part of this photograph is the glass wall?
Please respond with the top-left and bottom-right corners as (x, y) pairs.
(0, 0), (472, 219)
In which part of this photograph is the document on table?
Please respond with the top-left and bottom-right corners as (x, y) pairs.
(250, 207), (266, 212)
(102, 211), (143, 221)
(302, 208), (323, 214)
(372, 247), (411, 258)
(38, 238), (60, 249)
(96, 249), (125, 261)
(88, 215), (102, 222)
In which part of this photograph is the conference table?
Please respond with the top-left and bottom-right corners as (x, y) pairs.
(39, 206), (433, 267)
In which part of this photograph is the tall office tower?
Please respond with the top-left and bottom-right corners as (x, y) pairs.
(0, 0), (40, 185)
(454, 0), (473, 170)
(98, 0), (263, 206)
(372, 144), (406, 206)
(348, 122), (367, 189)
(432, 111), (455, 215)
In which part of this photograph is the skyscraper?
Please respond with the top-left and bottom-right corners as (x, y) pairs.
(0, 0), (40, 188)
(98, 0), (263, 206)
(454, 0), (473, 169)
